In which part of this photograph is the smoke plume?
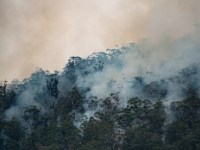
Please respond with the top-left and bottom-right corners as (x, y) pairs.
(0, 0), (200, 80)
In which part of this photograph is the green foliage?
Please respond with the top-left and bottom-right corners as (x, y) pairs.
(0, 138), (4, 150)
(122, 127), (163, 150)
(80, 141), (109, 150)
(81, 117), (116, 149)
(46, 78), (59, 98)
(1, 87), (200, 150)
(0, 81), (16, 118)
(165, 89), (200, 150)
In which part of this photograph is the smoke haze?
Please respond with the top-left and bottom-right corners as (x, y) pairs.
(0, 0), (200, 80)
(3, 23), (200, 126)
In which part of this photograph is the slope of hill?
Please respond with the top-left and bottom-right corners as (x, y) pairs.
(0, 32), (200, 149)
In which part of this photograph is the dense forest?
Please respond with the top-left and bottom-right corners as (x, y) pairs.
(0, 36), (200, 150)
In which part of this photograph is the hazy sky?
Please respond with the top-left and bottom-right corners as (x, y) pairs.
(0, 0), (200, 81)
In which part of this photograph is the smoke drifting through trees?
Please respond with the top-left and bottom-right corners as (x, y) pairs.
(0, 1), (200, 149)
(0, 28), (200, 149)
(2, 28), (200, 125)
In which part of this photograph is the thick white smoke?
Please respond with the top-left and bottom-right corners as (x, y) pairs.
(3, 27), (200, 128)
(75, 28), (200, 120)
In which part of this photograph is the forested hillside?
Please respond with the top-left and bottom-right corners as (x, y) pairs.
(1, 33), (200, 150)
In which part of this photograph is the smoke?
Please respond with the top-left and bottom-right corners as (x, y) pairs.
(1, 0), (200, 129)
(0, 0), (200, 80)
(3, 68), (55, 122)
(3, 28), (200, 127)
(74, 28), (200, 120)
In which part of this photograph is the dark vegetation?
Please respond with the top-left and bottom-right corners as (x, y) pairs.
(0, 47), (200, 150)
